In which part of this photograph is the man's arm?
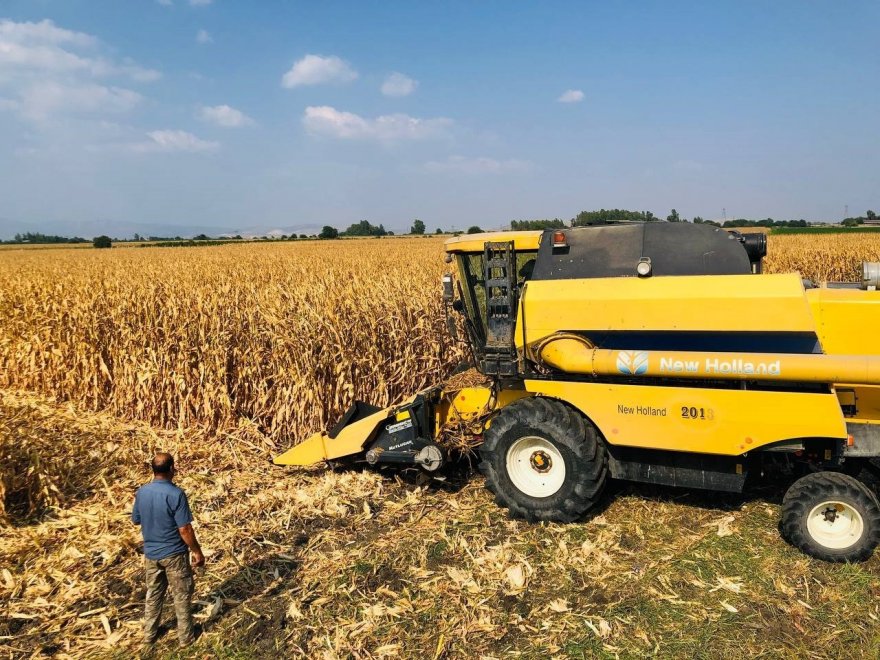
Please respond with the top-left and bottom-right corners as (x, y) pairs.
(178, 523), (205, 567)
(174, 491), (204, 567)
(131, 492), (141, 525)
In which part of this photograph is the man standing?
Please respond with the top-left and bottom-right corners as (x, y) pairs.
(132, 453), (205, 648)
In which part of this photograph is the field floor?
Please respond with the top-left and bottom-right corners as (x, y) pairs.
(2, 389), (880, 660)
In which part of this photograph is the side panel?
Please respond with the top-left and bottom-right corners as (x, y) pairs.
(524, 380), (847, 456)
(807, 288), (880, 356)
(519, 273), (817, 349)
(843, 385), (880, 422)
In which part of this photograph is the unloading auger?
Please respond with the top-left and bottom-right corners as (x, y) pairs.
(276, 221), (880, 562)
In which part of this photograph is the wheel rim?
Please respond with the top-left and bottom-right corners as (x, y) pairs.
(806, 500), (864, 550)
(505, 436), (566, 498)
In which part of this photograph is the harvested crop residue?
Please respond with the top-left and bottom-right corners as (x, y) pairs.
(2, 390), (879, 659)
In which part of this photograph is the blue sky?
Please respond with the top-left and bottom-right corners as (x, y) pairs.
(0, 1), (878, 238)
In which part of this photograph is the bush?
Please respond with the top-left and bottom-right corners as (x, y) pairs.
(466, 226), (483, 234)
(93, 236), (112, 249)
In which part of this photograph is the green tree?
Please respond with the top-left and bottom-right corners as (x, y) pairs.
(435, 227), (443, 234)
(319, 225), (339, 239)
(510, 218), (566, 230)
(466, 226), (483, 234)
(342, 220), (387, 237)
(12, 232), (87, 244)
(93, 235), (112, 249)
(692, 216), (704, 224)
(410, 219), (425, 235)
(867, 210), (877, 220)
(666, 209), (681, 222)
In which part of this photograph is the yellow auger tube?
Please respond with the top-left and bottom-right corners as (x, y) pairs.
(538, 335), (880, 385)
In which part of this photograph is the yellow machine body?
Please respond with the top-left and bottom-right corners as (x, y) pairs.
(511, 272), (880, 456)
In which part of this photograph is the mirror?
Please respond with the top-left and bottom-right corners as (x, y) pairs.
(442, 274), (454, 302)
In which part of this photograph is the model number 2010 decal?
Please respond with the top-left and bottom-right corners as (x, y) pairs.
(681, 406), (714, 420)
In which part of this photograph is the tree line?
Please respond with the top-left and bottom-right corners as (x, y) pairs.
(9, 209), (878, 246)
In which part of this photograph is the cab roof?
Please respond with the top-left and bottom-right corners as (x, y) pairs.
(444, 230), (542, 253)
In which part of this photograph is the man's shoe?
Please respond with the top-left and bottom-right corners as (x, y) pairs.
(178, 624), (202, 648)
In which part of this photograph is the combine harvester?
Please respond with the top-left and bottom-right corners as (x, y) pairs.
(276, 222), (880, 562)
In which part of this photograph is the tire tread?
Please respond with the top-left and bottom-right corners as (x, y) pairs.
(479, 396), (608, 523)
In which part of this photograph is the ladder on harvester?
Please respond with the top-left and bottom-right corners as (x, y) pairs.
(482, 241), (519, 377)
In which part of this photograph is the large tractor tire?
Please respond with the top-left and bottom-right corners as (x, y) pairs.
(781, 471), (880, 562)
(479, 397), (608, 522)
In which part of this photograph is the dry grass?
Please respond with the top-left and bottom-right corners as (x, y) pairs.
(1, 391), (878, 659)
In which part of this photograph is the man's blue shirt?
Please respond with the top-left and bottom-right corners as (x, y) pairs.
(131, 479), (193, 560)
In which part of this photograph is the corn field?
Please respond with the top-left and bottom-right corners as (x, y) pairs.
(764, 233), (880, 282)
(1, 233), (878, 444)
(0, 238), (463, 445)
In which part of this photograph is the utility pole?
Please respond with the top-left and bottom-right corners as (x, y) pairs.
(722, 208), (727, 223)
(845, 204), (849, 219)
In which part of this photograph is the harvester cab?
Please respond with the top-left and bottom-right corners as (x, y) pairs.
(276, 222), (880, 562)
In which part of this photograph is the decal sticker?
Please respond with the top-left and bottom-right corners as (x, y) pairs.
(387, 419), (413, 434)
(660, 357), (781, 376)
(617, 350), (649, 375)
(617, 404), (667, 417)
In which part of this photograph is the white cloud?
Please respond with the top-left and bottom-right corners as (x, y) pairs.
(557, 89), (584, 103)
(157, 0), (173, 5)
(134, 130), (219, 153)
(425, 155), (531, 175)
(281, 54), (357, 88)
(190, 0), (213, 6)
(18, 82), (142, 121)
(0, 19), (159, 80)
(0, 19), (96, 48)
(302, 106), (452, 142)
(0, 19), (159, 123)
(381, 72), (417, 97)
(198, 104), (253, 127)
(196, 29), (212, 45)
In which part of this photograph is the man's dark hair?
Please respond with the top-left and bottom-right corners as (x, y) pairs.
(151, 453), (174, 474)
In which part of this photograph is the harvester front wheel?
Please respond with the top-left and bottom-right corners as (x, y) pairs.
(781, 471), (880, 562)
(479, 397), (607, 523)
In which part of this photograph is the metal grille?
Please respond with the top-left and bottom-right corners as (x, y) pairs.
(482, 241), (519, 375)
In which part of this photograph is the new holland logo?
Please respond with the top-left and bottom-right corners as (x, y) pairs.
(617, 350), (649, 375)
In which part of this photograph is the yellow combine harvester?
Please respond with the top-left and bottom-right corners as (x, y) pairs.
(276, 222), (880, 562)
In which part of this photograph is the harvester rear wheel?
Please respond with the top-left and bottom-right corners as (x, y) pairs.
(781, 472), (880, 562)
(479, 397), (607, 523)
